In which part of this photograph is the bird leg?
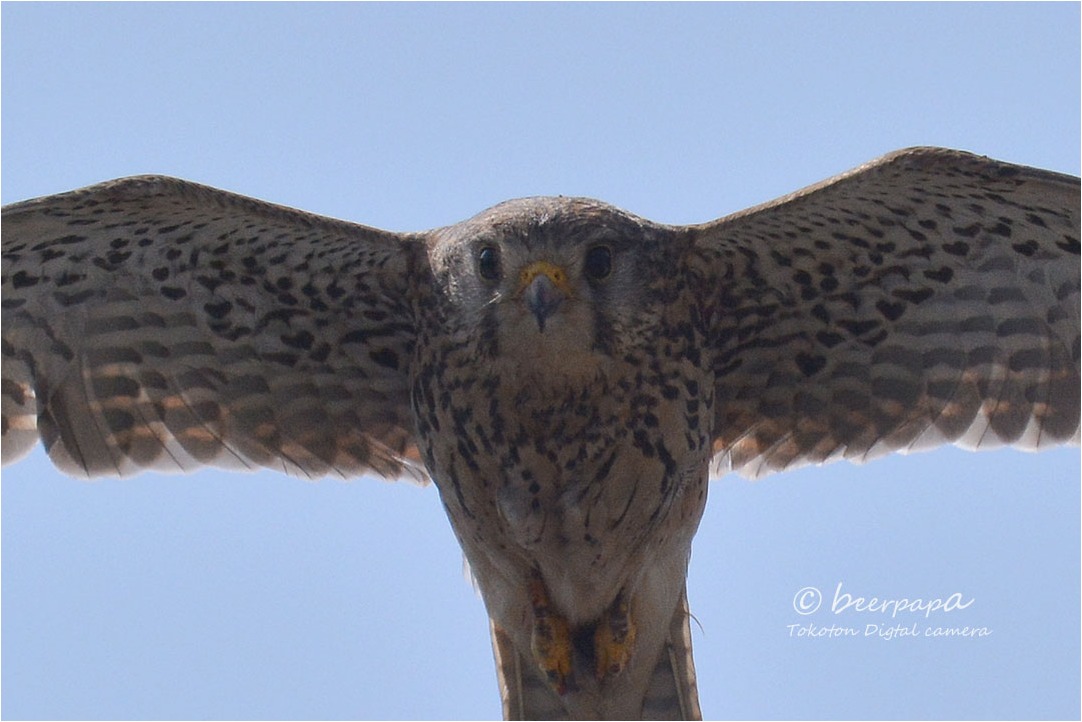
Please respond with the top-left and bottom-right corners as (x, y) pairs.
(594, 589), (636, 680)
(528, 572), (575, 695)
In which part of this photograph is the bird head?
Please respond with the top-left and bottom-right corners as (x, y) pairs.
(427, 197), (679, 373)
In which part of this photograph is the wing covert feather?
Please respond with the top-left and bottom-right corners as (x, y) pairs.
(688, 148), (1080, 478)
(2, 176), (428, 481)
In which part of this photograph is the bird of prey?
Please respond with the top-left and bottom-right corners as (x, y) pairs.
(3, 147), (1078, 720)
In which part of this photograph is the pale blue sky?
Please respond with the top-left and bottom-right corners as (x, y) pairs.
(2, 3), (1079, 720)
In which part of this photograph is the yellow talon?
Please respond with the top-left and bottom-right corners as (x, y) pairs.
(529, 575), (574, 695)
(595, 592), (636, 680)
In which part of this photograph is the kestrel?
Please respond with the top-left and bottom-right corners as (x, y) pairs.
(3, 147), (1079, 720)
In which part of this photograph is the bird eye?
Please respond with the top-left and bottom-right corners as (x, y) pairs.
(478, 246), (501, 281)
(583, 245), (612, 281)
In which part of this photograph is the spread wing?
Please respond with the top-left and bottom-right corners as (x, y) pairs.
(688, 147), (1080, 479)
(2, 176), (427, 481)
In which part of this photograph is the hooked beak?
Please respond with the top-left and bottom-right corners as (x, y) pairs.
(519, 261), (571, 332)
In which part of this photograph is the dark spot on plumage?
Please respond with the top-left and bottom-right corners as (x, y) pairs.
(369, 347), (399, 369)
(54, 271), (84, 287)
(918, 218), (938, 230)
(632, 429), (655, 458)
(41, 248), (65, 262)
(809, 303), (830, 324)
(871, 376), (917, 404)
(1011, 240), (1039, 257)
(769, 249), (792, 267)
(102, 408), (136, 433)
(795, 352), (827, 377)
(363, 308), (389, 322)
(942, 241), (970, 256)
(893, 287), (933, 305)
(838, 318), (880, 337)
(815, 330), (845, 348)
(204, 299), (232, 320)
(321, 281), (348, 302)
(276, 292), (299, 306)
(165, 248), (182, 261)
(924, 376), (960, 402)
(997, 317), (1038, 337)
(258, 307), (306, 328)
(988, 222), (1012, 238)
(1025, 212), (1048, 228)
(1056, 236), (1080, 254)
(160, 286), (186, 300)
(657, 443), (677, 481)
(860, 328), (888, 347)
(91, 375), (140, 399)
(952, 223), (981, 238)
(456, 439), (480, 470)
(923, 266), (954, 284)
(1008, 348), (1046, 372)
(196, 275), (223, 292)
(12, 271), (38, 289)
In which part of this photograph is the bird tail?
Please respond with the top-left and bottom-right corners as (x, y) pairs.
(491, 588), (702, 720)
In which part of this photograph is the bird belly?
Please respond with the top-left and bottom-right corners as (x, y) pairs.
(420, 364), (712, 623)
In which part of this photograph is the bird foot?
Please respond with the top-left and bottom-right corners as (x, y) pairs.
(528, 574), (636, 696)
(594, 590), (636, 680)
(529, 573), (575, 694)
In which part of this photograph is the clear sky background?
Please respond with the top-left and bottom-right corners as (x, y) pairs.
(2, 4), (1079, 720)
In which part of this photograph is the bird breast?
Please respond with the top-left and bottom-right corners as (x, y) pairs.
(415, 348), (713, 622)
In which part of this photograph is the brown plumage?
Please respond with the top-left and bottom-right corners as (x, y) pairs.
(3, 147), (1078, 719)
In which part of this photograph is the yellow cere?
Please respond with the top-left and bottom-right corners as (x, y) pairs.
(518, 260), (574, 296)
